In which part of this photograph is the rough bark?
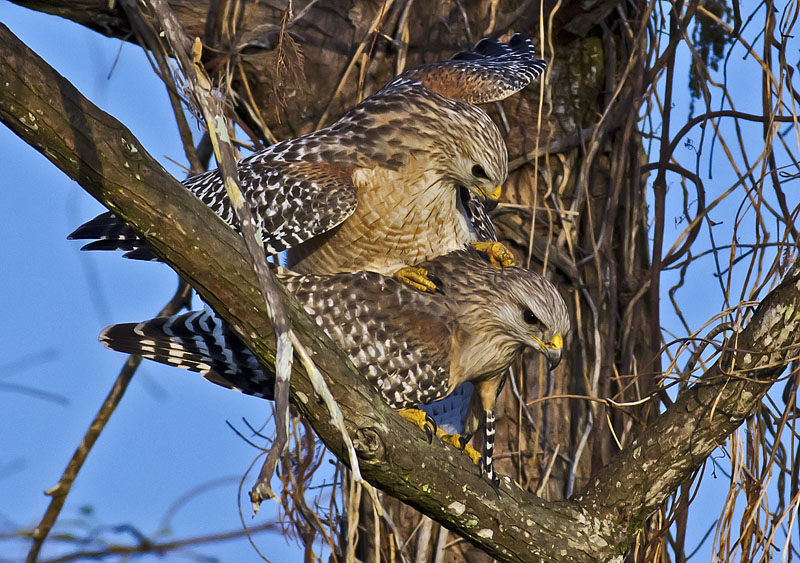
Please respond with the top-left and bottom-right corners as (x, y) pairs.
(3, 19), (800, 563)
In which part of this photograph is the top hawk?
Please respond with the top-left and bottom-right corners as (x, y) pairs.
(69, 34), (547, 289)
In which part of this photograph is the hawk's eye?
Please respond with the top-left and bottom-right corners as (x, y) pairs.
(472, 164), (488, 179)
(523, 308), (539, 325)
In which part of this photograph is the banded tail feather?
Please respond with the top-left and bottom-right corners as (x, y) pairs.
(99, 309), (273, 399)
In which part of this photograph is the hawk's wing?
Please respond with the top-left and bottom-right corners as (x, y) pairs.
(70, 158), (359, 259)
(382, 33), (547, 104)
(190, 159), (358, 254)
(284, 270), (458, 408)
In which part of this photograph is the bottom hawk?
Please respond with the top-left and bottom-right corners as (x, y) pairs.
(100, 249), (569, 484)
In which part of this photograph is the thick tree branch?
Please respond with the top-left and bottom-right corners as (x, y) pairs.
(3, 22), (800, 562)
(578, 269), (800, 550)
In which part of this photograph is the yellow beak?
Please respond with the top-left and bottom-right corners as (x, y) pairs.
(474, 184), (502, 211)
(532, 334), (564, 371)
(486, 184), (502, 200)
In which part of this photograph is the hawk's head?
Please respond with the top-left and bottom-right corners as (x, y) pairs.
(447, 104), (508, 212)
(434, 250), (569, 375)
(507, 272), (569, 370)
(427, 250), (570, 376)
(338, 83), (510, 213)
(484, 265), (570, 371)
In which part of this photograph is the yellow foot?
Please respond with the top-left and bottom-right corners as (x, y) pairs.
(440, 433), (482, 465)
(395, 266), (437, 293)
(398, 408), (437, 442)
(472, 241), (515, 268)
(399, 409), (482, 465)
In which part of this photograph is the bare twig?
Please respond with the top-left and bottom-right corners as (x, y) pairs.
(26, 281), (192, 563)
(39, 520), (279, 563)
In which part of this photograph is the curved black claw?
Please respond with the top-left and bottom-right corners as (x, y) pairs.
(457, 432), (474, 451)
(398, 408), (441, 443)
(427, 273), (445, 295)
(424, 413), (438, 444)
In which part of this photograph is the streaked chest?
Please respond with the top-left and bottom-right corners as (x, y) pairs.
(289, 166), (473, 274)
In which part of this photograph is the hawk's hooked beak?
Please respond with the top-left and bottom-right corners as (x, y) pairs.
(475, 184), (502, 211)
(533, 333), (564, 371)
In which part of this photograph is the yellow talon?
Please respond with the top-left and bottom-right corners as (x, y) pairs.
(395, 266), (437, 292)
(399, 408), (437, 442)
(399, 408), (431, 429)
(399, 409), (482, 465)
(440, 433), (482, 465)
(472, 241), (516, 268)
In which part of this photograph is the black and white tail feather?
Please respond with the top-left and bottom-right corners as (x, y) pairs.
(99, 307), (273, 398)
(70, 211), (159, 260)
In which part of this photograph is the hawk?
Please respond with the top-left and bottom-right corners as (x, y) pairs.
(69, 34), (547, 290)
(99, 249), (569, 482)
